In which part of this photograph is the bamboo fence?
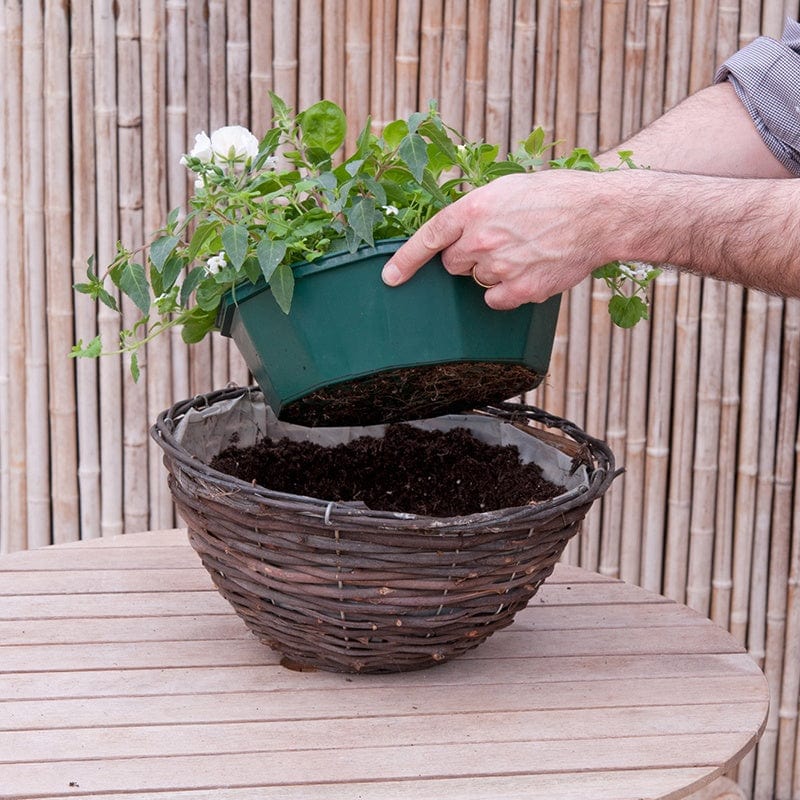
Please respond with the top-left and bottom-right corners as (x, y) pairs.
(1, 2), (799, 797)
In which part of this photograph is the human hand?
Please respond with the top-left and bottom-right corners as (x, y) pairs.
(381, 170), (608, 309)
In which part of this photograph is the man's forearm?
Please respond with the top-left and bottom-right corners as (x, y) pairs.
(596, 82), (793, 179)
(601, 169), (800, 296)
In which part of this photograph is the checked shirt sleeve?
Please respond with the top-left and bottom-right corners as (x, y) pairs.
(715, 18), (800, 176)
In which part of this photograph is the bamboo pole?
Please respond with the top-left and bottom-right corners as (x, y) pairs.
(141, 0), (174, 530)
(581, 281), (613, 572)
(689, 0), (719, 92)
(755, 298), (799, 800)
(272, 0), (298, 107)
(250, 0), (274, 135)
(618, 321), (650, 583)
(2, 0), (27, 552)
(186, 0), (212, 396)
(419, 0), (443, 111)
(371, 0), (398, 133)
(710, 283), (744, 630)
(739, 0), (762, 47)
(639, 270), (679, 591)
(533, 0), (557, 142)
(622, 0), (647, 138)
(226, 0), (251, 386)
(208, 0), (231, 389)
(166, 0), (190, 401)
(554, 0), (581, 154)
(599, 322), (631, 578)
(0, 1), (10, 553)
(576, 0), (600, 151)
(741, 295), (783, 798)
(660, 274), (701, 601)
(730, 290), (769, 646)
(683, 279), (725, 612)
(44, 0), (79, 545)
(761, 0), (785, 38)
(775, 403), (800, 796)
(715, 0), (740, 65)
(439, 0), (466, 133)
(510, 0), (535, 146)
(664, 0), (693, 109)
(117, 2), (149, 535)
(598, 0), (625, 150)
(323, 0), (345, 108)
(485, 0), (512, 154)
(463, 1), (487, 142)
(395, 0), (421, 119)
(641, 0), (668, 124)
(22, 0), (50, 548)
(298, 0), (322, 109)
(94, 0), (124, 539)
(748, 295), (783, 666)
(345, 0), (371, 155)
(70, 0), (101, 543)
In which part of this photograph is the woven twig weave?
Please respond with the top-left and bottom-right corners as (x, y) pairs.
(152, 387), (617, 673)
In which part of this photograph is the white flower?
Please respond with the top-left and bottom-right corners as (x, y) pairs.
(180, 131), (213, 165)
(210, 125), (259, 163)
(205, 251), (227, 276)
(382, 204), (399, 216)
(619, 261), (655, 281)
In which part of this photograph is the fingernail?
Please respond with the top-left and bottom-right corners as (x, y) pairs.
(381, 262), (402, 286)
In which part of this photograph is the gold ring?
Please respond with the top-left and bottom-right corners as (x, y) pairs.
(471, 265), (497, 289)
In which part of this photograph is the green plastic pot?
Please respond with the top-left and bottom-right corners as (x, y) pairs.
(218, 239), (561, 423)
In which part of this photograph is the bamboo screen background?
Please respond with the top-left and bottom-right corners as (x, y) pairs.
(1, 1), (799, 797)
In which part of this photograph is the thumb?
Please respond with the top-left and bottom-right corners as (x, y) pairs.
(381, 207), (464, 286)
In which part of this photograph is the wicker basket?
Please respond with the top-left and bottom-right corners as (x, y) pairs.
(152, 386), (617, 673)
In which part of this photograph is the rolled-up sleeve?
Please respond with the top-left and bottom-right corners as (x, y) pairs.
(715, 18), (800, 176)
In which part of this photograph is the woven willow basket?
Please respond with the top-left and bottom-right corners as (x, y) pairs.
(152, 386), (616, 673)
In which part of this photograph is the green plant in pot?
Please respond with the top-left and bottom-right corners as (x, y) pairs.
(72, 94), (659, 425)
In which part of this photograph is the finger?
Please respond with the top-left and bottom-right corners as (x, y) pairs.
(381, 206), (464, 286)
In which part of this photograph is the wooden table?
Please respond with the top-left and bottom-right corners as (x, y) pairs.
(0, 529), (767, 800)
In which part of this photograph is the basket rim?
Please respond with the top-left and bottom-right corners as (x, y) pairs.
(151, 386), (618, 530)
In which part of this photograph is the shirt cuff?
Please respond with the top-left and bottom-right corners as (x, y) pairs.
(715, 18), (800, 176)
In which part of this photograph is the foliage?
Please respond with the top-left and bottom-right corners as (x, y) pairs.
(72, 94), (660, 377)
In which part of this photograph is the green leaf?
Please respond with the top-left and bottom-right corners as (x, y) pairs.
(398, 133), (428, 182)
(269, 263), (295, 314)
(592, 262), (621, 280)
(186, 220), (219, 261)
(406, 111), (426, 135)
(161, 253), (185, 292)
(382, 119), (408, 148)
(150, 235), (180, 272)
(179, 266), (206, 307)
(129, 352), (140, 382)
(268, 91), (292, 122)
(119, 262), (150, 314)
(345, 196), (377, 247)
(608, 294), (649, 328)
(297, 100), (347, 155)
(420, 169), (449, 206)
(195, 280), (224, 312)
(180, 307), (218, 344)
(69, 335), (103, 359)
(482, 161), (527, 180)
(256, 238), (287, 282)
(221, 224), (249, 271)
(523, 127), (546, 156)
(418, 119), (457, 161)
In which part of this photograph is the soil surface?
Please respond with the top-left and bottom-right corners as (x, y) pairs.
(211, 423), (564, 517)
(279, 362), (544, 426)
